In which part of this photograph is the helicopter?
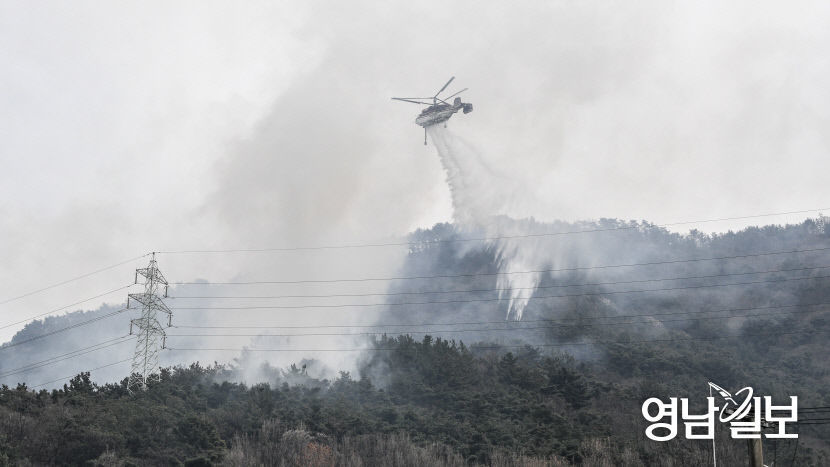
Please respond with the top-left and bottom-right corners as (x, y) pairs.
(392, 76), (473, 145)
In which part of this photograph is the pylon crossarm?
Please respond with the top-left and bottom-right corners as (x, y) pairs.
(127, 293), (171, 313)
(155, 301), (172, 315)
(136, 266), (168, 286)
(153, 269), (168, 286)
(127, 292), (154, 307)
(135, 267), (152, 281)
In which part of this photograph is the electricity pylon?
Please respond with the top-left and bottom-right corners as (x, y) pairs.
(127, 252), (171, 393)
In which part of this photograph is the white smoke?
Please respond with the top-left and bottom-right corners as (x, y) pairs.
(428, 126), (547, 320)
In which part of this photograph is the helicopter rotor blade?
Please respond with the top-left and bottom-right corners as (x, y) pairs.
(434, 76), (455, 97)
(444, 88), (468, 100)
(392, 98), (431, 105)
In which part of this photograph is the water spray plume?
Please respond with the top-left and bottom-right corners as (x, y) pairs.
(428, 126), (546, 320)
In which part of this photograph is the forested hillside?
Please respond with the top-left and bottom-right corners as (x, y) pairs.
(1, 332), (826, 465)
(2, 218), (830, 465)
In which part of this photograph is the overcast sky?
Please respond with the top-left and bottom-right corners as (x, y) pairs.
(1, 0), (829, 343)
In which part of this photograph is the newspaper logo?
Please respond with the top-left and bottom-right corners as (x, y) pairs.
(641, 382), (797, 441)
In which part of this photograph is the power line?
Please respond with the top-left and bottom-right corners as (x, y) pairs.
(165, 327), (830, 353)
(2, 209), (823, 309)
(0, 270), (824, 351)
(6, 244), (824, 335)
(169, 264), (830, 300)
(169, 273), (830, 311)
(0, 254), (148, 306)
(1, 210), (825, 349)
(0, 307), (129, 353)
(0, 336), (135, 380)
(0, 284), (135, 331)
(172, 301), (830, 330)
(5, 303), (823, 387)
(3, 246), (827, 366)
(20, 334), (830, 390)
(157, 207), (830, 255)
(4, 272), (826, 353)
(172, 245), (830, 286)
(164, 305), (828, 339)
(6, 258), (818, 342)
(15, 321), (830, 389)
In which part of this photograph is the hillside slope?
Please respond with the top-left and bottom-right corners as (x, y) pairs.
(2, 218), (829, 465)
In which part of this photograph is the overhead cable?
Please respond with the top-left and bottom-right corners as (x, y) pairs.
(157, 207), (830, 255)
(172, 245), (830, 286)
(0, 254), (148, 306)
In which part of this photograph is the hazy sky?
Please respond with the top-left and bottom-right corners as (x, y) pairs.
(1, 0), (829, 343)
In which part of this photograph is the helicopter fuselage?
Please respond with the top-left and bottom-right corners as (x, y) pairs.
(415, 100), (473, 128)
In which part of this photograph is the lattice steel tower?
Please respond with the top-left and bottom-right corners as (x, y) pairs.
(127, 252), (171, 393)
